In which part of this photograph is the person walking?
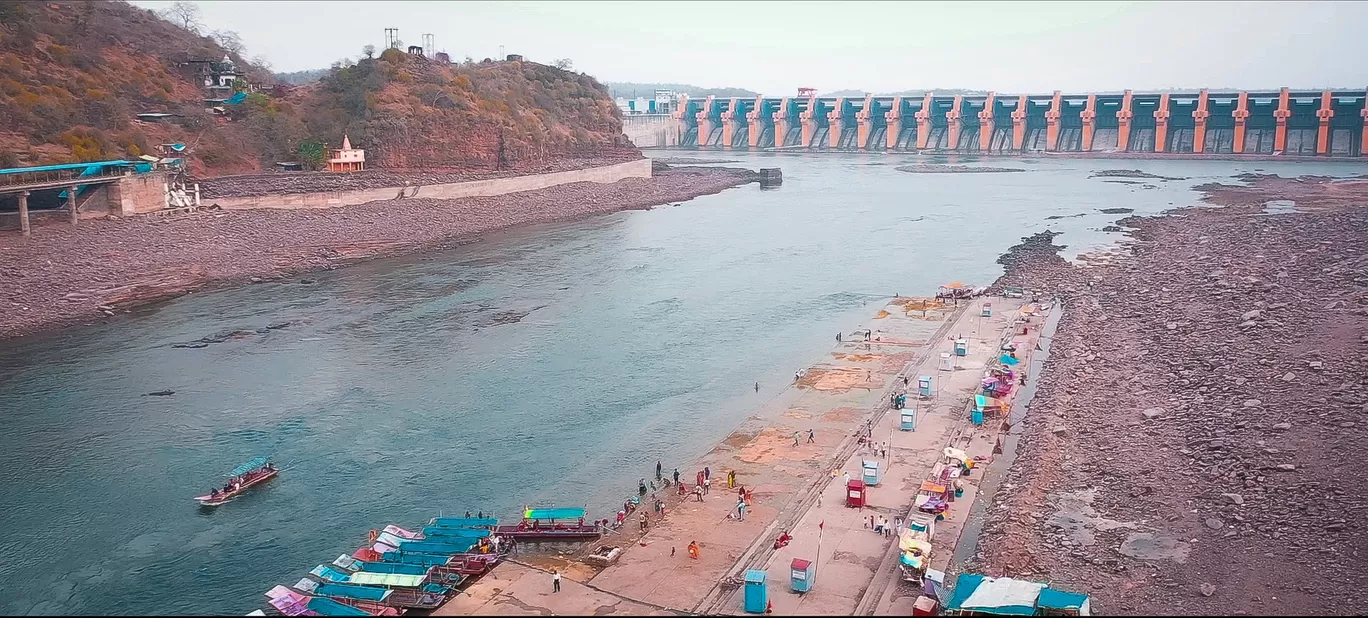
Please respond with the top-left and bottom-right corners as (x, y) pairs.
(843, 470), (850, 485)
(755, 381), (760, 392)
(807, 429), (815, 444)
(728, 469), (736, 489)
(688, 541), (700, 559)
(836, 332), (842, 342)
(704, 476), (711, 495)
(793, 431), (800, 447)
(656, 460), (662, 480)
(704, 467), (711, 481)
(640, 513), (649, 532)
(694, 484), (705, 502)
(552, 569), (561, 593)
(673, 468), (680, 485)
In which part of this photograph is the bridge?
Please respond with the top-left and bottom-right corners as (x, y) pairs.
(0, 160), (177, 235)
(644, 88), (1368, 157)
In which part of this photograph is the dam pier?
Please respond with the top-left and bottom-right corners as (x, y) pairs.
(623, 88), (1368, 157)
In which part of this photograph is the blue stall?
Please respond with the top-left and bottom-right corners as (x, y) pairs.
(790, 558), (815, 593)
(918, 376), (933, 398)
(954, 338), (968, 357)
(981, 303), (992, 318)
(743, 569), (768, 613)
(862, 459), (882, 486)
(900, 408), (917, 431)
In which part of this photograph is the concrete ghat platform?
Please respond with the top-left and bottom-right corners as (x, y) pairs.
(437, 295), (1045, 616)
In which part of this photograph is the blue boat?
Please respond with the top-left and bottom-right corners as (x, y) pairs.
(394, 540), (478, 555)
(305, 596), (371, 616)
(421, 526), (490, 539)
(430, 517), (497, 528)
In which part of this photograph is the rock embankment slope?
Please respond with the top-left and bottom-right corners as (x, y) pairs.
(975, 175), (1368, 614)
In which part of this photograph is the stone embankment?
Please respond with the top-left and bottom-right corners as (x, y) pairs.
(198, 154), (644, 199)
(0, 165), (756, 340)
(972, 174), (1368, 614)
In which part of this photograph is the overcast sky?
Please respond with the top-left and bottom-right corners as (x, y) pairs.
(131, 0), (1368, 95)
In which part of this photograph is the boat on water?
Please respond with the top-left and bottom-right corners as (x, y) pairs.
(265, 585), (372, 617)
(494, 507), (601, 541)
(194, 456), (277, 506)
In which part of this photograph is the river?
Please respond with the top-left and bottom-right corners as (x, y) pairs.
(0, 152), (1361, 615)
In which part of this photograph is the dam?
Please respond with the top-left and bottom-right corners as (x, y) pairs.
(636, 88), (1368, 157)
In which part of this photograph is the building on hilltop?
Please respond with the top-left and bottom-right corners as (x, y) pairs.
(326, 136), (366, 173)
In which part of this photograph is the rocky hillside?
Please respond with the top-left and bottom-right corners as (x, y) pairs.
(0, 1), (633, 175)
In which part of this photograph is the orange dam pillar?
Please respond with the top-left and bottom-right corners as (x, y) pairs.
(1361, 89), (1368, 157)
(1116, 90), (1134, 152)
(799, 96), (818, 148)
(720, 98), (738, 150)
(671, 94), (691, 145)
(914, 93), (934, 150)
(772, 97), (791, 148)
(1191, 90), (1210, 154)
(945, 95), (964, 150)
(746, 96), (764, 149)
(1315, 90), (1334, 155)
(1273, 87), (1291, 153)
(1153, 93), (1171, 153)
(827, 97), (845, 149)
(1232, 92), (1250, 154)
(1081, 94), (1098, 151)
(1044, 91), (1062, 151)
(855, 95), (874, 150)
(978, 92), (996, 152)
(1010, 95), (1028, 151)
(695, 95), (715, 147)
(885, 96), (903, 149)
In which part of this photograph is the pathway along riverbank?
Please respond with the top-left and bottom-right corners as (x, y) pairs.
(0, 165), (757, 340)
(971, 174), (1368, 614)
(437, 282), (1054, 616)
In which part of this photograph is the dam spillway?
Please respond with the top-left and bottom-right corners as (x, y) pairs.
(648, 88), (1368, 157)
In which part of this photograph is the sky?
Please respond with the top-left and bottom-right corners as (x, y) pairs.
(129, 0), (1368, 95)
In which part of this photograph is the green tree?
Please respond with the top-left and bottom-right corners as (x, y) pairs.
(297, 140), (325, 169)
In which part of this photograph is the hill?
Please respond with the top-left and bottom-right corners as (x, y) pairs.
(274, 68), (327, 86)
(606, 82), (760, 99)
(0, 1), (632, 175)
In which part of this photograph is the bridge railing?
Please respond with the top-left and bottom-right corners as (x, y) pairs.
(0, 165), (130, 190)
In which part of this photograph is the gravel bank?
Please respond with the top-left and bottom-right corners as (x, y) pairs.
(197, 153), (644, 199)
(0, 166), (757, 340)
(972, 174), (1368, 614)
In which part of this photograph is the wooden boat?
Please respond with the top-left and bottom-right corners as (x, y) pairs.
(494, 507), (601, 542)
(195, 457), (278, 506)
(293, 578), (406, 614)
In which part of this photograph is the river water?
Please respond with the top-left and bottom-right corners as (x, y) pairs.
(1, 152), (1362, 615)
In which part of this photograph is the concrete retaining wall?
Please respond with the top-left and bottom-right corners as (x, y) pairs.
(622, 115), (678, 149)
(210, 158), (653, 211)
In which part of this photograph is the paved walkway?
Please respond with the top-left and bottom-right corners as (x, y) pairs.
(437, 295), (1050, 616)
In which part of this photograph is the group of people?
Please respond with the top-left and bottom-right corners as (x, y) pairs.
(207, 462), (276, 499)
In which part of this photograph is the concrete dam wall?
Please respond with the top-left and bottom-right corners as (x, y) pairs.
(622, 114), (679, 149)
(665, 88), (1368, 158)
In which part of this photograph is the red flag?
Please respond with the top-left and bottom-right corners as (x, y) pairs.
(819, 521), (824, 530)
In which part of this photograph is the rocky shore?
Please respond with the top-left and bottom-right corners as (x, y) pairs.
(0, 165), (756, 340)
(973, 174), (1368, 614)
(197, 153), (644, 199)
